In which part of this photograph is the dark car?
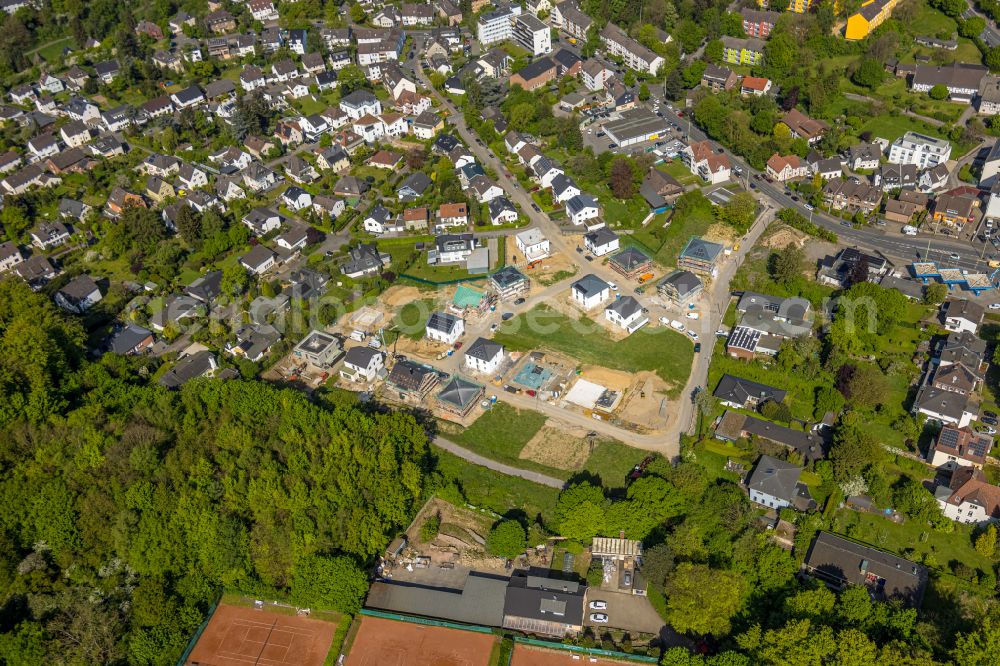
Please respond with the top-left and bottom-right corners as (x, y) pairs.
(694, 343), (701, 353)
(514, 297), (526, 305)
(531, 203), (541, 212)
(585, 255), (594, 261)
(984, 416), (999, 426)
(985, 411), (998, 419)
(501, 312), (514, 321)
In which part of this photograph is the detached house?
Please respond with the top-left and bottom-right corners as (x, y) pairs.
(943, 299), (984, 334)
(55, 275), (102, 314)
(936, 467), (1000, 524)
(465, 337), (504, 375)
(929, 426), (990, 469)
(779, 109), (828, 144)
(571, 274), (611, 310)
(766, 154), (808, 182)
(340, 347), (386, 383)
(426, 312), (465, 345)
(683, 141), (731, 184)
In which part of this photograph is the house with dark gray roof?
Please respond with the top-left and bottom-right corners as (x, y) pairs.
(185, 271), (223, 303)
(502, 571), (586, 637)
(426, 311), (464, 344)
(658, 270), (703, 306)
(159, 351), (219, 389)
(386, 360), (440, 401)
(571, 274), (611, 310)
(340, 346), (386, 383)
(54, 275), (102, 314)
(464, 337), (504, 374)
(803, 532), (928, 608)
(341, 243), (389, 278)
(746, 454), (814, 511)
(713, 375), (786, 410)
(108, 324), (154, 356)
(436, 376), (484, 416)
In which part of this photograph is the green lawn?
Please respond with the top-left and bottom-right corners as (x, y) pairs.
(447, 403), (547, 460)
(860, 113), (967, 153)
(32, 37), (76, 63)
(602, 194), (650, 230)
(433, 447), (560, 523)
(393, 297), (439, 339)
(493, 305), (694, 395)
(630, 202), (714, 269)
(295, 96), (328, 116)
(830, 509), (993, 577)
(441, 403), (649, 487)
(661, 160), (700, 187)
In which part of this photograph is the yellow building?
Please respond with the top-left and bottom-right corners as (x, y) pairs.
(845, 0), (900, 40)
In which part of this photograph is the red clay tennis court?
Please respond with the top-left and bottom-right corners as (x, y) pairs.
(511, 643), (644, 666)
(344, 615), (497, 666)
(185, 603), (336, 666)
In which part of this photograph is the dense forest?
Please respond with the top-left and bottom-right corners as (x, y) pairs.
(0, 280), (428, 664)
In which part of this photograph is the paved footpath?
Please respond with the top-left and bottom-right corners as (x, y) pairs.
(433, 437), (565, 489)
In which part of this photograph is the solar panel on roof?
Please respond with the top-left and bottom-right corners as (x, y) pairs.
(969, 436), (990, 458)
(939, 428), (959, 448)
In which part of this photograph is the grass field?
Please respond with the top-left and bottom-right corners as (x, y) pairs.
(393, 297), (439, 339)
(493, 305), (694, 394)
(433, 447), (560, 522)
(441, 403), (642, 486)
(630, 201), (715, 269)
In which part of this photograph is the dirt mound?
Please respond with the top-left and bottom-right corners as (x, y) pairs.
(519, 421), (590, 470)
(579, 365), (633, 392)
(383, 285), (430, 307)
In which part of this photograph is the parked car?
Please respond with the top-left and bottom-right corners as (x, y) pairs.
(590, 613), (609, 623)
(608, 282), (618, 291)
(950, 252), (961, 261)
(990, 303), (1000, 310)
(585, 255), (593, 261)
(694, 342), (701, 353)
(685, 312), (699, 319)
(687, 330), (699, 340)
(804, 203), (814, 211)
(983, 416), (999, 426)
(984, 410), (998, 419)
(589, 600), (607, 610)
(514, 297), (526, 305)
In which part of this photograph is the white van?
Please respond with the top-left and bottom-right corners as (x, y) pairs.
(902, 225), (918, 236)
(350, 330), (366, 342)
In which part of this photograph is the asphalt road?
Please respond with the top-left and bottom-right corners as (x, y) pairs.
(679, 113), (993, 271)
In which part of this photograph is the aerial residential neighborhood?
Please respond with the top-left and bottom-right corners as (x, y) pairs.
(6, 0), (1000, 664)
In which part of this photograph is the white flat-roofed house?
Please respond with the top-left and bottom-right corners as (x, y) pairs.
(464, 337), (504, 375)
(515, 228), (550, 262)
(888, 131), (952, 168)
(571, 274), (611, 310)
(426, 311), (465, 344)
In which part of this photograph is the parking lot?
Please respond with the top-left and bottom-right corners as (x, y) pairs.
(584, 590), (664, 634)
(581, 102), (684, 156)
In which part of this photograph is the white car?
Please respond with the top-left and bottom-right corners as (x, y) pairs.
(804, 203), (814, 211)
(688, 330), (699, 340)
(685, 312), (700, 320)
(590, 613), (609, 623)
(659, 316), (671, 326)
(670, 320), (685, 332)
(990, 303), (1000, 310)
(608, 282), (619, 291)
(589, 600), (607, 610)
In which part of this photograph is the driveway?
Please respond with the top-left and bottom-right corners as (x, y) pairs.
(585, 590), (663, 634)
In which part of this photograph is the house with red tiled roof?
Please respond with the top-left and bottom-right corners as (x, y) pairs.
(936, 467), (1000, 525)
(766, 153), (809, 182)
